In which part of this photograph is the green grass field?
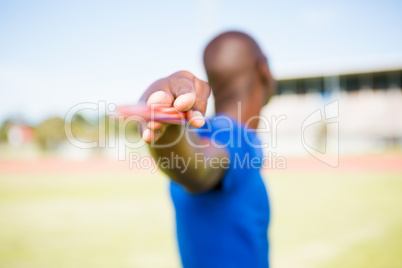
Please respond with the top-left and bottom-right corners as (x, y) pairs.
(0, 164), (401, 267)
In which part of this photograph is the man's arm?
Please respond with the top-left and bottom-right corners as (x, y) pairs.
(139, 71), (228, 194)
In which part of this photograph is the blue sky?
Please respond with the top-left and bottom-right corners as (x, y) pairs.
(1, 0), (401, 123)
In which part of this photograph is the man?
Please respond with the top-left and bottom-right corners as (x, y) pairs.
(139, 31), (275, 268)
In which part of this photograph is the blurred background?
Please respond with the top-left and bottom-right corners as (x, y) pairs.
(1, 0), (401, 267)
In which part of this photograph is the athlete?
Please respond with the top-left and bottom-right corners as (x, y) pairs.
(139, 31), (275, 268)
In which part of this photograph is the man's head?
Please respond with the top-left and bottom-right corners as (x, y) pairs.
(203, 31), (275, 113)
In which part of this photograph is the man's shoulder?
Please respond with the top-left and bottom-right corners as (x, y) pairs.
(196, 114), (261, 150)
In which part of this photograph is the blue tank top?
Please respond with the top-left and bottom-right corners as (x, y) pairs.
(170, 114), (270, 268)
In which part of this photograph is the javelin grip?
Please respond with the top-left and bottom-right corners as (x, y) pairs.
(116, 104), (187, 125)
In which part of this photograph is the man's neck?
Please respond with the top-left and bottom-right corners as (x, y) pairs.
(215, 100), (261, 129)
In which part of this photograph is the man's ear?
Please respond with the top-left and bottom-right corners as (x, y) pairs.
(257, 58), (276, 104)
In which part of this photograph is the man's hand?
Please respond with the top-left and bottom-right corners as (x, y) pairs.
(137, 70), (227, 193)
(139, 71), (211, 143)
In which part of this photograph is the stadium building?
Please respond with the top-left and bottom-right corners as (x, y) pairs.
(275, 55), (402, 94)
(260, 54), (402, 159)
